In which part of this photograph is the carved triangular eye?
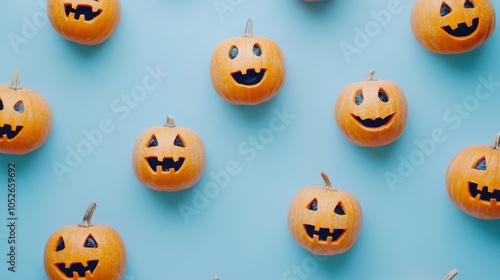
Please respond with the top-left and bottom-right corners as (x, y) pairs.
(441, 2), (452, 16)
(0, 99), (3, 110)
(84, 235), (98, 248)
(334, 202), (346, 215)
(174, 135), (185, 147)
(464, 0), (474, 8)
(474, 157), (486, 170)
(148, 135), (158, 148)
(56, 237), (65, 251)
(308, 199), (318, 211)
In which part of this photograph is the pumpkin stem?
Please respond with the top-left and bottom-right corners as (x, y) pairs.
(79, 201), (97, 228)
(321, 172), (335, 191)
(367, 69), (377, 81)
(10, 68), (22, 90)
(214, 278), (219, 280)
(442, 269), (458, 280)
(165, 115), (176, 128)
(244, 19), (253, 37)
(491, 133), (500, 150)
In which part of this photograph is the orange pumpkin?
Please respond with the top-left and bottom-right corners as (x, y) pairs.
(288, 172), (362, 256)
(47, 0), (121, 45)
(132, 115), (206, 192)
(44, 201), (127, 280)
(411, 0), (496, 54)
(210, 19), (286, 105)
(446, 133), (500, 219)
(334, 70), (408, 147)
(0, 69), (52, 155)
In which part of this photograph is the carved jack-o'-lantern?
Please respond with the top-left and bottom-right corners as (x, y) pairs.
(446, 134), (500, 219)
(0, 69), (52, 155)
(334, 70), (408, 147)
(288, 172), (362, 256)
(44, 201), (127, 280)
(411, 0), (496, 54)
(47, 0), (121, 45)
(132, 116), (206, 192)
(210, 19), (286, 105)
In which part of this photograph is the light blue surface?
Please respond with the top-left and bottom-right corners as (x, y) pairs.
(1, 0), (500, 279)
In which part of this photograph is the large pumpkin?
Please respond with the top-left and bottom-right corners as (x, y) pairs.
(210, 19), (286, 105)
(288, 172), (362, 256)
(44, 201), (127, 280)
(411, 0), (496, 54)
(47, 0), (121, 45)
(334, 70), (408, 147)
(446, 133), (500, 219)
(0, 69), (52, 155)
(132, 115), (206, 192)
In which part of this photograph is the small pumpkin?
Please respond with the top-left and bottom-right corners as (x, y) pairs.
(210, 19), (286, 105)
(0, 69), (52, 155)
(334, 70), (408, 147)
(44, 201), (127, 280)
(132, 115), (206, 192)
(446, 133), (500, 219)
(47, 0), (121, 45)
(288, 172), (362, 256)
(411, 0), (496, 54)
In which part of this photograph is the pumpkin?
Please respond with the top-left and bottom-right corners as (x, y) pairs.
(132, 115), (206, 192)
(334, 70), (408, 147)
(0, 69), (52, 155)
(288, 172), (362, 256)
(446, 133), (500, 219)
(47, 0), (121, 45)
(411, 0), (496, 54)
(210, 19), (286, 105)
(44, 201), (126, 280)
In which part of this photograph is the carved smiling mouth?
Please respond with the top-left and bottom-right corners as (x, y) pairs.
(146, 157), (185, 172)
(0, 124), (23, 140)
(442, 18), (479, 37)
(351, 113), (395, 128)
(469, 182), (500, 203)
(64, 3), (102, 21)
(56, 260), (98, 278)
(231, 69), (266, 86)
(303, 224), (345, 242)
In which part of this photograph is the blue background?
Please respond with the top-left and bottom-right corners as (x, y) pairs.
(1, 0), (500, 279)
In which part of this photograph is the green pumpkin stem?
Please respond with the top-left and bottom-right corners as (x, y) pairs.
(442, 269), (458, 280)
(79, 201), (97, 228)
(367, 69), (377, 81)
(165, 115), (176, 128)
(321, 172), (335, 191)
(492, 133), (500, 150)
(244, 19), (253, 37)
(10, 68), (22, 90)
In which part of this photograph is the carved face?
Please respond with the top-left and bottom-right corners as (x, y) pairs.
(288, 173), (362, 256)
(446, 135), (500, 219)
(335, 71), (408, 147)
(47, 0), (121, 45)
(210, 19), (286, 105)
(411, 0), (496, 53)
(0, 70), (52, 155)
(132, 116), (206, 192)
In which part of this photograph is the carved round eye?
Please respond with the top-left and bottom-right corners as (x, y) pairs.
(308, 199), (318, 211)
(378, 90), (389, 102)
(148, 135), (158, 148)
(229, 46), (238, 59)
(464, 0), (474, 8)
(441, 2), (452, 16)
(253, 44), (262, 56)
(14, 101), (24, 113)
(355, 92), (363, 105)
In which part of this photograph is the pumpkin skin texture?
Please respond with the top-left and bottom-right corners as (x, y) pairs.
(210, 19), (286, 105)
(44, 201), (126, 280)
(47, 0), (121, 45)
(0, 69), (53, 155)
(411, 0), (496, 54)
(334, 70), (408, 147)
(446, 134), (500, 220)
(288, 173), (362, 256)
(132, 116), (206, 192)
